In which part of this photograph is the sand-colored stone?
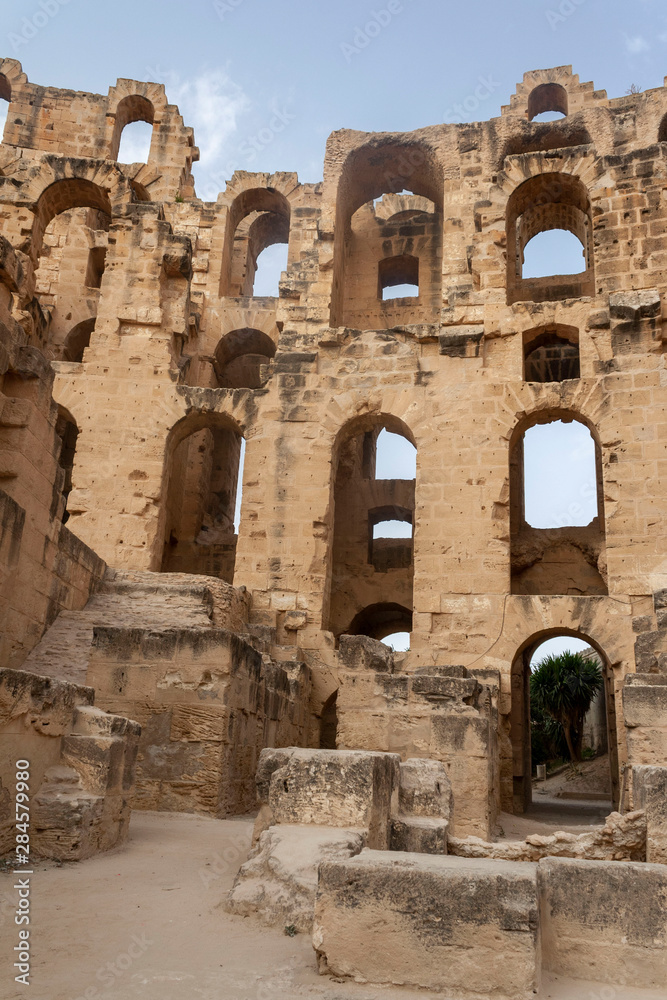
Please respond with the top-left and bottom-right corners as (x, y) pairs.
(314, 850), (541, 998)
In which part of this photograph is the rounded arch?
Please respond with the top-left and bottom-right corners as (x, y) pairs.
(659, 112), (667, 144)
(220, 186), (292, 297)
(523, 324), (580, 383)
(527, 82), (569, 121)
(332, 410), (417, 469)
(110, 94), (155, 161)
(165, 408), (246, 456)
(336, 137), (443, 221)
(214, 328), (276, 389)
(331, 138), (443, 327)
(510, 626), (620, 813)
(346, 602), (413, 641)
(63, 317), (96, 363)
(505, 170), (594, 304)
(19, 158), (132, 260)
(508, 405), (600, 453)
(158, 409), (247, 580)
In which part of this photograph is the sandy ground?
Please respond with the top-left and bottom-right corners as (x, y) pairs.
(1, 811), (665, 1000)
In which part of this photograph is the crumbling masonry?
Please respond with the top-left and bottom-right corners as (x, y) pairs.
(2, 61), (667, 994)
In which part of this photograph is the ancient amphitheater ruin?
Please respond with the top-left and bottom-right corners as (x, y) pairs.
(1, 59), (667, 997)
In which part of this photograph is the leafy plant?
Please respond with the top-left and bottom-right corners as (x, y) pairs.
(530, 651), (603, 762)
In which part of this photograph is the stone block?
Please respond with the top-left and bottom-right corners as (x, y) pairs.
(261, 747), (400, 849)
(539, 856), (667, 989)
(226, 824), (364, 932)
(314, 851), (540, 998)
(633, 765), (667, 864)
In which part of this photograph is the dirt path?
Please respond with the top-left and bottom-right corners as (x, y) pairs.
(1, 811), (664, 1000)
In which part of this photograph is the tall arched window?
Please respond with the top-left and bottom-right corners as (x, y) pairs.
(111, 95), (155, 162)
(506, 173), (594, 304)
(161, 417), (244, 582)
(509, 413), (607, 595)
(327, 417), (416, 641)
(330, 142), (443, 328)
(55, 407), (79, 524)
(0, 73), (9, 141)
(220, 188), (290, 298)
(31, 182), (111, 360)
(509, 631), (619, 815)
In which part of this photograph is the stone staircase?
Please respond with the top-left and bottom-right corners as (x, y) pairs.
(21, 569), (249, 686)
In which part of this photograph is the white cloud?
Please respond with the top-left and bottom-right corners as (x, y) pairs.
(147, 67), (250, 196)
(625, 35), (650, 54)
(167, 68), (250, 168)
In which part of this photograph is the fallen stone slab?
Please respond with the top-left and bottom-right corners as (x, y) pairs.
(539, 856), (667, 989)
(313, 850), (540, 999)
(225, 824), (364, 932)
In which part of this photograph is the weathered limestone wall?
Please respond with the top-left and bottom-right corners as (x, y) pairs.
(2, 59), (667, 820)
(0, 669), (139, 859)
(334, 637), (498, 838)
(87, 627), (313, 815)
(314, 852), (541, 998)
(539, 857), (667, 989)
(0, 258), (107, 668)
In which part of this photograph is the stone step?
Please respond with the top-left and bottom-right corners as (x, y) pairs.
(21, 569), (218, 686)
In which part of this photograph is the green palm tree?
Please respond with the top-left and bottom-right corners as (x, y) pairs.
(530, 651), (603, 762)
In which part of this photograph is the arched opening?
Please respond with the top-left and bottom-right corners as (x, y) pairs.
(509, 630), (619, 815)
(331, 141), (443, 328)
(510, 412), (607, 595)
(527, 83), (568, 122)
(0, 73), (9, 142)
(33, 201), (110, 359)
(326, 416), (416, 639)
(347, 602), (413, 641)
(63, 318), (96, 363)
(369, 505), (413, 571)
(659, 113), (667, 143)
(253, 242), (289, 296)
(522, 229), (586, 279)
(383, 631), (410, 651)
(506, 172), (594, 304)
(161, 416), (244, 582)
(110, 95), (155, 162)
(523, 325), (580, 382)
(220, 187), (291, 298)
(375, 427), (417, 479)
(214, 328), (276, 389)
(55, 407), (78, 524)
(378, 253), (419, 300)
(320, 691), (338, 750)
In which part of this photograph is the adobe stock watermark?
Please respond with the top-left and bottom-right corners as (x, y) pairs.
(71, 932), (153, 1000)
(196, 104), (296, 201)
(340, 1), (406, 64)
(197, 833), (249, 890)
(213, 0), (247, 19)
(443, 75), (502, 124)
(8, 0), (73, 54)
(545, 0), (587, 31)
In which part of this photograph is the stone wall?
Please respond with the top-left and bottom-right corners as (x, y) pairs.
(2, 59), (667, 826)
(87, 626), (313, 815)
(0, 669), (139, 859)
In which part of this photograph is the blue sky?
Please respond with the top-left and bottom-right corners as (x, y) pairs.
(3, 0), (656, 653)
(3, 0), (665, 191)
